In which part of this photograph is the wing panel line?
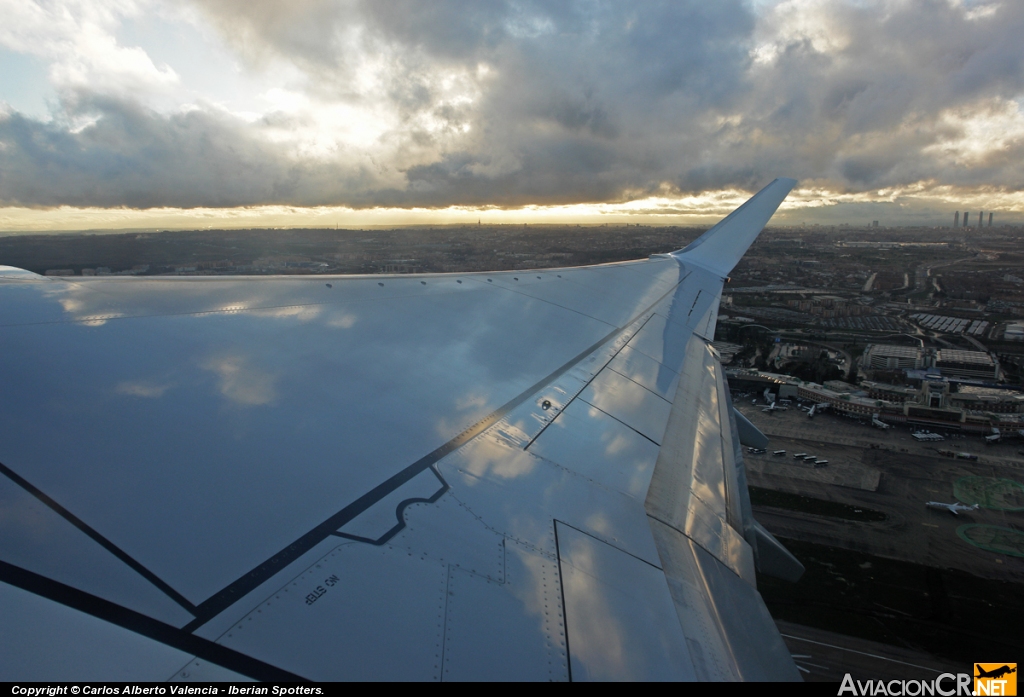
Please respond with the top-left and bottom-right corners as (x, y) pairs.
(555, 519), (663, 570)
(0, 460), (198, 616)
(184, 328), (620, 631)
(606, 365), (676, 404)
(521, 313), (659, 451)
(552, 522), (574, 683)
(575, 398), (661, 446)
(331, 465), (450, 546)
(184, 268), (688, 632)
(0, 559), (304, 682)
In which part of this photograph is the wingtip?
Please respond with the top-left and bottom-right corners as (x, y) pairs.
(672, 177), (798, 275)
(775, 177), (798, 195)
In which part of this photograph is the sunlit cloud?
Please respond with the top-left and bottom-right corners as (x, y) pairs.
(0, 1), (1022, 226)
(922, 99), (1024, 165)
(0, 0), (178, 98)
(749, 0), (852, 65)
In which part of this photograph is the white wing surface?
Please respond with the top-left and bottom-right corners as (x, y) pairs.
(0, 179), (802, 681)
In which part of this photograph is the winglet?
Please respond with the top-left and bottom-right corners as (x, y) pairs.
(673, 178), (797, 277)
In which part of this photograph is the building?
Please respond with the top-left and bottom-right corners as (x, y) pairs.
(729, 369), (1024, 434)
(864, 344), (926, 370)
(823, 380), (861, 394)
(862, 381), (919, 404)
(1004, 324), (1024, 342)
(864, 345), (999, 380)
(726, 370), (882, 416)
(949, 386), (1024, 415)
(934, 349), (999, 380)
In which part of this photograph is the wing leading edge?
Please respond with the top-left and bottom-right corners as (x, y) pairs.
(0, 180), (801, 681)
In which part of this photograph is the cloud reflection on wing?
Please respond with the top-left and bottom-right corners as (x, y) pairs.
(249, 305), (323, 322)
(460, 435), (538, 481)
(558, 537), (630, 679)
(326, 312), (357, 328)
(115, 381), (172, 398)
(201, 354), (278, 406)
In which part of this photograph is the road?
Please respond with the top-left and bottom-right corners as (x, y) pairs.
(910, 254), (978, 299)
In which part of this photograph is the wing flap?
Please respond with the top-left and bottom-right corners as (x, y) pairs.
(649, 519), (802, 681)
(644, 333), (749, 576)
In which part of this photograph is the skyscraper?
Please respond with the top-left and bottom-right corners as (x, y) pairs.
(989, 212), (993, 226)
(955, 211), (960, 227)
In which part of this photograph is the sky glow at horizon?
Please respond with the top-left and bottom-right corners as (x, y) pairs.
(1, 0), (1023, 232)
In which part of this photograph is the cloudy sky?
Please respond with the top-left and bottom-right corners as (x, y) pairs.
(1, 0), (1022, 231)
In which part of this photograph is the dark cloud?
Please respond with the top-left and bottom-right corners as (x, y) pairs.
(2, 0), (1024, 210)
(0, 95), (385, 208)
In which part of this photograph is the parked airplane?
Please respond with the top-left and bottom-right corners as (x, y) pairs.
(871, 415), (891, 430)
(762, 402), (788, 413)
(802, 402), (829, 419)
(925, 502), (980, 516)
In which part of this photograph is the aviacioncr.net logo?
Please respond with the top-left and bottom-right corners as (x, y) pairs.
(974, 664), (1017, 696)
(839, 673), (973, 696)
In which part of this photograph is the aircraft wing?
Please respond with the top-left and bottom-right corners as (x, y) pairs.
(0, 179), (802, 681)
